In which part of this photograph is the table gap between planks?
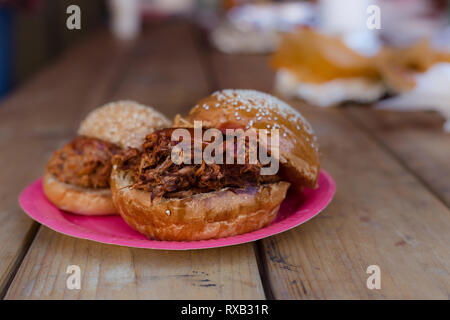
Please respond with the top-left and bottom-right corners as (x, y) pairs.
(1, 22), (449, 299)
(208, 52), (450, 299)
(3, 22), (265, 300)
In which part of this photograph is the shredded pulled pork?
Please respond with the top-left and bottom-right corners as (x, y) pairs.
(47, 136), (121, 188)
(113, 128), (280, 199)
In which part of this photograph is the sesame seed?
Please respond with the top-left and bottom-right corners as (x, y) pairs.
(209, 89), (316, 137)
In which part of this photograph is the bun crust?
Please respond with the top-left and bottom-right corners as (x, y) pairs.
(182, 89), (320, 188)
(43, 172), (117, 215)
(110, 169), (290, 241)
(78, 100), (170, 149)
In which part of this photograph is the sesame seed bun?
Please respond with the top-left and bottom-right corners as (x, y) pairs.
(181, 89), (320, 188)
(78, 100), (170, 149)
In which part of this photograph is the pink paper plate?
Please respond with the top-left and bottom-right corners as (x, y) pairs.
(19, 170), (335, 250)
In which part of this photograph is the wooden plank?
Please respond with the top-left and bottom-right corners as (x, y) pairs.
(344, 108), (450, 208)
(6, 227), (264, 299)
(0, 30), (132, 296)
(0, 31), (133, 138)
(5, 22), (265, 300)
(210, 51), (450, 299)
(106, 23), (214, 118)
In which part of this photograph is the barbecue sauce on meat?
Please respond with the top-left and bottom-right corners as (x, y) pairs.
(113, 128), (280, 199)
(47, 136), (121, 188)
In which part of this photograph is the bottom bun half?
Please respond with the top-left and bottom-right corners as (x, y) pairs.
(43, 172), (118, 215)
(110, 170), (290, 241)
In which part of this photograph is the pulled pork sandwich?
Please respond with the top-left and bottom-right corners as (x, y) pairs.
(111, 90), (320, 240)
(43, 101), (170, 215)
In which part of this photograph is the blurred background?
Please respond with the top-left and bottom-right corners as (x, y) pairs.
(1, 0), (449, 128)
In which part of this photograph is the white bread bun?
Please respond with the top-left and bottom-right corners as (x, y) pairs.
(110, 169), (290, 241)
(43, 172), (116, 215)
(78, 100), (170, 149)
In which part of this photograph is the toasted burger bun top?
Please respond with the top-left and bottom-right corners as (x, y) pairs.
(183, 89), (320, 188)
(78, 100), (170, 149)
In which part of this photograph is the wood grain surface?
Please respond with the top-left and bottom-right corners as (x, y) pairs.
(2, 22), (449, 300)
(209, 51), (450, 299)
(345, 107), (450, 208)
(5, 22), (265, 300)
(6, 227), (264, 299)
(0, 30), (132, 297)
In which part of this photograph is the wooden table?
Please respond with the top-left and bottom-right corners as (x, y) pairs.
(1, 22), (449, 300)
